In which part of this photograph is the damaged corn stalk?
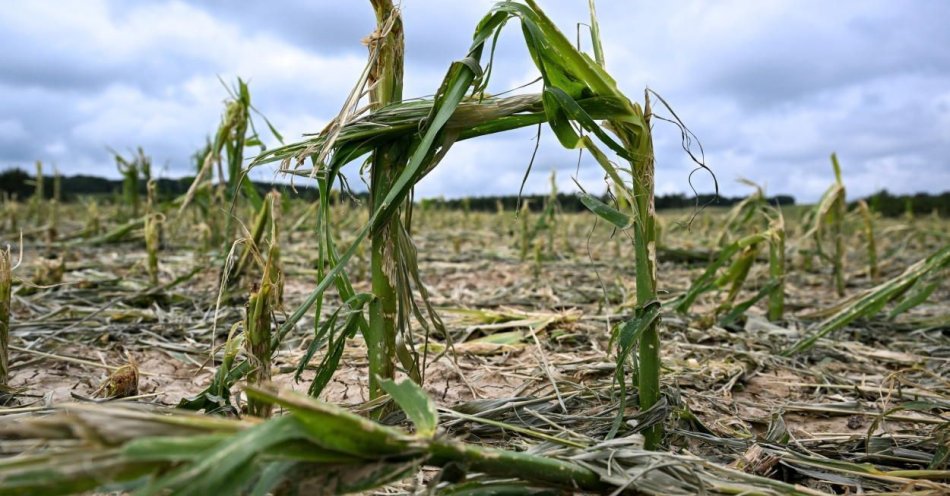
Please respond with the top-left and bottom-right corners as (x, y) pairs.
(178, 78), (282, 241)
(0, 380), (825, 495)
(674, 182), (784, 321)
(260, 0), (663, 439)
(800, 153), (848, 296)
(786, 243), (950, 355)
(0, 245), (11, 390)
(180, 192), (285, 414)
(519, 199), (531, 261)
(113, 148), (146, 219)
(203, 0), (672, 445)
(29, 161), (44, 223)
(144, 181), (162, 287)
(364, 0), (410, 404)
(767, 213), (787, 321)
(244, 256), (277, 418)
(47, 167), (61, 244)
(857, 199), (879, 281)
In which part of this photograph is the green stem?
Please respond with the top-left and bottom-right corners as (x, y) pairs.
(858, 200), (878, 281)
(428, 439), (608, 492)
(366, 0), (406, 403)
(628, 94), (660, 449)
(768, 220), (786, 321)
(830, 153), (846, 297)
(33, 161), (45, 222)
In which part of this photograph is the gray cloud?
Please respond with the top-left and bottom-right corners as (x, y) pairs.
(0, 0), (947, 202)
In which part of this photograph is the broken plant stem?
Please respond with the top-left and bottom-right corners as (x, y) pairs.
(0, 245), (11, 388)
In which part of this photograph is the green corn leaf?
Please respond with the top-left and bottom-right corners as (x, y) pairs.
(309, 304), (366, 397)
(244, 387), (420, 457)
(786, 244), (950, 355)
(379, 378), (439, 438)
(578, 191), (632, 229)
(136, 415), (303, 496)
(674, 231), (769, 314)
(609, 300), (661, 439)
(887, 279), (938, 320)
(122, 435), (231, 462)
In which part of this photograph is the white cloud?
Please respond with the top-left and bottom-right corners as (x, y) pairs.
(0, 0), (948, 202)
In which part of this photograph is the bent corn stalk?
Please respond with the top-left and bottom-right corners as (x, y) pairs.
(785, 244), (950, 355)
(243, 0), (667, 445)
(0, 381), (828, 495)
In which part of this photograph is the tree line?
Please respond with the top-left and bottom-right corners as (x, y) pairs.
(1, 167), (947, 217)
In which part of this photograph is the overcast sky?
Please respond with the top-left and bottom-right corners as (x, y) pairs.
(2, 1), (949, 202)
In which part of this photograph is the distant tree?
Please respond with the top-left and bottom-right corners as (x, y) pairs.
(0, 168), (31, 200)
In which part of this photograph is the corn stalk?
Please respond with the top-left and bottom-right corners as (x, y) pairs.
(244, 267), (276, 418)
(830, 154), (847, 296)
(235, 0), (669, 446)
(0, 381), (825, 495)
(801, 154), (848, 296)
(857, 199), (879, 281)
(115, 152), (140, 219)
(767, 214), (786, 321)
(365, 0), (407, 403)
(785, 244), (950, 355)
(144, 181), (161, 286)
(30, 161), (44, 222)
(0, 245), (11, 389)
(178, 79), (282, 225)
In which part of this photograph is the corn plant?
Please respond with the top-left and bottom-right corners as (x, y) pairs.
(30, 160), (44, 222)
(3, 197), (17, 233)
(49, 167), (61, 242)
(83, 199), (101, 239)
(0, 245), (11, 389)
(857, 199), (879, 281)
(115, 151), (140, 218)
(144, 181), (162, 286)
(244, 253), (278, 418)
(786, 244), (949, 355)
(43, 175), (58, 247)
(0, 380), (819, 495)
(519, 199), (531, 261)
(239, 0), (671, 446)
(179, 79), (282, 220)
(767, 213), (786, 321)
(675, 182), (784, 323)
(542, 170), (559, 255)
(800, 153), (848, 296)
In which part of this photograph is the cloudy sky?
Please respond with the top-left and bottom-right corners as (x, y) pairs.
(2, 1), (949, 202)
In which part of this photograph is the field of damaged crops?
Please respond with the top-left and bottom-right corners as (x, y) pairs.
(1, 173), (947, 495)
(1, 1), (949, 495)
